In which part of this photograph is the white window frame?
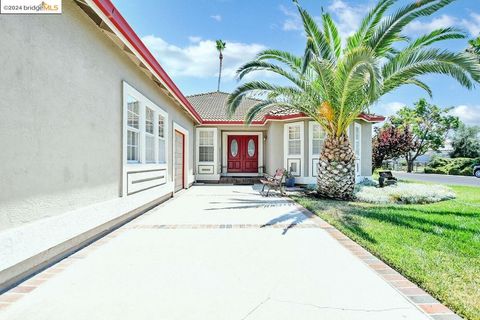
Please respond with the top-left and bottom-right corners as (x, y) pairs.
(198, 130), (215, 163)
(284, 122), (304, 177)
(196, 128), (218, 179)
(354, 122), (362, 178)
(309, 121), (326, 177)
(122, 82), (169, 195)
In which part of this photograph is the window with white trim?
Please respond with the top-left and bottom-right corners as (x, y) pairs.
(199, 130), (214, 162)
(288, 125), (301, 155)
(127, 96), (140, 163)
(123, 84), (168, 167)
(311, 123), (326, 155)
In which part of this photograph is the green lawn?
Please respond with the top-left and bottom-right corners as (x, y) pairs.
(292, 185), (480, 320)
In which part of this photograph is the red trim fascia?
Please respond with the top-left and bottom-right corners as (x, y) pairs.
(201, 113), (308, 126)
(91, 0), (202, 124)
(358, 113), (385, 122)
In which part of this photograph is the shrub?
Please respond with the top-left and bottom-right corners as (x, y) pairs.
(355, 183), (455, 204)
(424, 157), (479, 176)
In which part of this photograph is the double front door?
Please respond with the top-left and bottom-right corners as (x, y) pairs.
(227, 135), (258, 173)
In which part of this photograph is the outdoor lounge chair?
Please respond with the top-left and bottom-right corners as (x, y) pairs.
(260, 168), (286, 196)
(378, 171), (397, 187)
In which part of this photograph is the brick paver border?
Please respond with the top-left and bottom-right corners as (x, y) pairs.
(292, 202), (463, 320)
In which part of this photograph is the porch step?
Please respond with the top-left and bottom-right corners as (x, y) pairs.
(219, 176), (262, 185)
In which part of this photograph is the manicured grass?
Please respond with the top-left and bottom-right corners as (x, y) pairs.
(292, 185), (480, 320)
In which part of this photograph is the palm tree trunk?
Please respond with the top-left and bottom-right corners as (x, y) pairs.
(217, 54), (223, 92)
(317, 135), (355, 200)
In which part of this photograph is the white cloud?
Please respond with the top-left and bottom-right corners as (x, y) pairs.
(279, 5), (302, 31)
(188, 36), (202, 43)
(327, 0), (367, 39)
(406, 12), (480, 37)
(461, 13), (480, 37)
(406, 14), (456, 33)
(141, 35), (267, 79)
(210, 14), (222, 22)
(375, 101), (406, 118)
(450, 105), (480, 126)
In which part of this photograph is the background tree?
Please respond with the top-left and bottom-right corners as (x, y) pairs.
(227, 0), (480, 199)
(450, 122), (480, 158)
(467, 35), (480, 59)
(372, 125), (414, 170)
(215, 40), (226, 92)
(390, 99), (459, 172)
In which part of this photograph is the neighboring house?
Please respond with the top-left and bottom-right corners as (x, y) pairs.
(0, 0), (383, 290)
(187, 92), (384, 184)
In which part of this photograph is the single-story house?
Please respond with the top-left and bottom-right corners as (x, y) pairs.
(0, 0), (383, 291)
(187, 92), (384, 184)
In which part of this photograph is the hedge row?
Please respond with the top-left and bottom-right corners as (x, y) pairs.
(424, 157), (480, 176)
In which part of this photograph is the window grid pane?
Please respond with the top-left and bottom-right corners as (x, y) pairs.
(288, 125), (301, 155)
(199, 131), (214, 146)
(158, 139), (166, 163)
(127, 100), (139, 129)
(288, 140), (301, 155)
(127, 130), (139, 162)
(145, 108), (154, 134)
(288, 126), (300, 139)
(199, 146), (214, 162)
(145, 134), (155, 163)
(158, 115), (164, 138)
(355, 126), (361, 157)
(312, 124), (325, 155)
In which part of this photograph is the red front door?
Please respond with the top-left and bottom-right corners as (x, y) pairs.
(227, 135), (258, 173)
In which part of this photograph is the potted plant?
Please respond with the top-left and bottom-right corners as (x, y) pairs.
(285, 171), (295, 188)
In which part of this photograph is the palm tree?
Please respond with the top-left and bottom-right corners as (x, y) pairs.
(216, 39), (226, 92)
(227, 0), (480, 200)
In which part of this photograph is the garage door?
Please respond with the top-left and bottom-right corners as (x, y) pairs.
(174, 130), (184, 192)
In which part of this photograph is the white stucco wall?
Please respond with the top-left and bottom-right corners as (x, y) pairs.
(0, 1), (195, 231)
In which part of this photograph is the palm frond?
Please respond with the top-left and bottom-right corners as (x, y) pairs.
(369, 0), (456, 55)
(322, 13), (342, 60)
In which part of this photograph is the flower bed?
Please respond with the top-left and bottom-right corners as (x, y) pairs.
(355, 182), (455, 204)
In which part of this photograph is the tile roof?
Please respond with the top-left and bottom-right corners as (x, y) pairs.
(186, 91), (299, 122)
(187, 91), (385, 124)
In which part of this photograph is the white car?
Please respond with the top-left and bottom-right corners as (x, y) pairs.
(474, 165), (480, 178)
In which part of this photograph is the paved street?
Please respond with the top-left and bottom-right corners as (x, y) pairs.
(394, 171), (480, 187)
(0, 185), (437, 320)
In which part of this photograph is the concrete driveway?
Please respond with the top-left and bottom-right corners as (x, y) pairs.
(394, 171), (480, 187)
(0, 185), (442, 320)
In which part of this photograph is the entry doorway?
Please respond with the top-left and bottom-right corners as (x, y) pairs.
(227, 135), (258, 173)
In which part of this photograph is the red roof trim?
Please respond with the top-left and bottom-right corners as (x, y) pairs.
(200, 113), (385, 126)
(201, 113), (308, 125)
(358, 113), (386, 122)
(91, 0), (202, 123)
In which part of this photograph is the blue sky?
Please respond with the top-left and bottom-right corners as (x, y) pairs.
(112, 0), (480, 125)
